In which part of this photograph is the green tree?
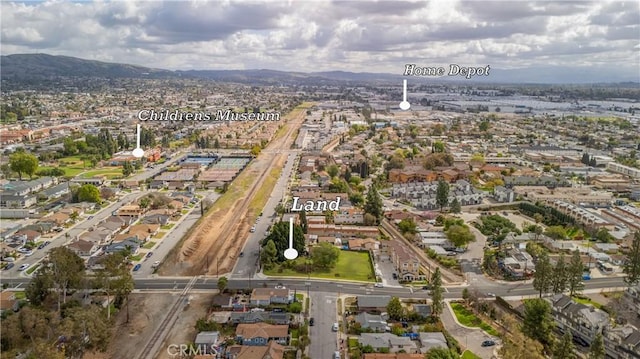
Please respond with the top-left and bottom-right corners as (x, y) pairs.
(445, 224), (476, 248)
(551, 254), (568, 294)
(398, 218), (418, 235)
(436, 180), (449, 212)
(41, 247), (86, 314)
(623, 231), (640, 287)
(9, 151), (38, 179)
(430, 268), (444, 319)
(59, 305), (111, 356)
(122, 160), (134, 177)
(533, 252), (553, 298)
(262, 221), (306, 262)
(523, 298), (554, 346)
(250, 145), (261, 156)
(567, 250), (585, 296)
(553, 330), (576, 359)
(364, 186), (383, 223)
(260, 240), (278, 270)
(311, 242), (340, 270)
(327, 164), (339, 178)
(499, 314), (546, 359)
(433, 141), (445, 153)
(300, 209), (308, 234)
(462, 288), (470, 305)
(544, 225), (567, 240)
(449, 198), (461, 213)
(217, 276), (228, 293)
(75, 184), (101, 203)
(479, 120), (490, 132)
(386, 297), (404, 320)
(425, 347), (460, 359)
(588, 332), (605, 359)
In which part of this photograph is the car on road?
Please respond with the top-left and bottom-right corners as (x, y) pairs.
(152, 261), (160, 268)
(146, 252), (153, 258)
(332, 322), (339, 332)
(19, 264), (30, 271)
(309, 318), (314, 326)
(88, 216), (94, 220)
(133, 264), (141, 271)
(275, 284), (286, 289)
(37, 243), (46, 250)
(392, 273), (398, 279)
(334, 351), (340, 359)
(2, 257), (15, 263)
(374, 283), (384, 288)
(239, 252), (244, 257)
(486, 292), (496, 297)
(422, 285), (431, 290)
(4, 263), (15, 270)
(481, 340), (496, 347)
(250, 226), (256, 233)
(24, 250), (33, 257)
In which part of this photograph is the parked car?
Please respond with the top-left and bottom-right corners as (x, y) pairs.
(332, 322), (339, 332)
(374, 283), (384, 288)
(309, 318), (315, 326)
(250, 226), (256, 233)
(239, 252), (244, 257)
(334, 351), (340, 359)
(4, 263), (15, 270)
(19, 264), (30, 271)
(133, 264), (141, 271)
(146, 252), (153, 258)
(481, 340), (496, 347)
(152, 261), (160, 268)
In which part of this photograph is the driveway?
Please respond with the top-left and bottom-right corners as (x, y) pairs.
(374, 252), (402, 287)
(441, 301), (499, 359)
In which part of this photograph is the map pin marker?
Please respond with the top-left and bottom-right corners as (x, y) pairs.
(399, 79), (411, 110)
(132, 124), (145, 158)
(284, 217), (298, 260)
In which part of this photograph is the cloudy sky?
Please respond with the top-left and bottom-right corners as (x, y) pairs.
(1, 0), (639, 81)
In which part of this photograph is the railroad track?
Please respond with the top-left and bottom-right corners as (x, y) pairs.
(135, 276), (199, 359)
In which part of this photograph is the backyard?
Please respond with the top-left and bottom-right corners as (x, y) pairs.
(265, 250), (375, 282)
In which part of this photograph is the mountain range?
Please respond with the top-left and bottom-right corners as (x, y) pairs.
(1, 53), (638, 86)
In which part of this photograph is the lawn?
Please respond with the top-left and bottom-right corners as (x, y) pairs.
(348, 338), (359, 348)
(161, 224), (175, 230)
(130, 254), (142, 262)
(572, 296), (603, 309)
(26, 264), (40, 275)
(462, 350), (482, 359)
(265, 250), (375, 282)
(80, 168), (123, 179)
(152, 232), (166, 239)
(143, 241), (157, 249)
(14, 291), (26, 300)
(450, 302), (500, 337)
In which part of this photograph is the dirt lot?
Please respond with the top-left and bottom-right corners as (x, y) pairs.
(82, 293), (177, 359)
(156, 293), (214, 359)
(161, 105), (308, 277)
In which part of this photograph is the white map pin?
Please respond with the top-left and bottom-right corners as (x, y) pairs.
(284, 217), (298, 260)
(132, 124), (144, 158)
(399, 79), (411, 110)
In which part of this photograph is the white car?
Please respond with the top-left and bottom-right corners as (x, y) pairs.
(374, 283), (384, 288)
(19, 264), (30, 271)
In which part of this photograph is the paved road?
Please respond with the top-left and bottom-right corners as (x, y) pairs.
(231, 150), (299, 279)
(1, 276), (626, 299)
(6, 192), (145, 277)
(441, 300), (497, 359)
(309, 291), (339, 359)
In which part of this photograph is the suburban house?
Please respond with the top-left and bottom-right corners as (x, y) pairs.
(418, 332), (448, 353)
(116, 205), (143, 218)
(358, 333), (418, 353)
(249, 288), (292, 306)
(357, 295), (392, 312)
(334, 208), (365, 224)
(13, 229), (41, 243)
(355, 312), (389, 332)
(225, 341), (285, 359)
(141, 214), (170, 225)
(127, 223), (160, 242)
(229, 311), (290, 325)
(363, 354), (424, 359)
(348, 238), (380, 251)
(79, 228), (113, 245)
(235, 323), (289, 346)
(0, 194), (37, 208)
(0, 291), (18, 313)
(41, 212), (70, 226)
(193, 331), (219, 355)
(104, 238), (140, 255)
(66, 239), (99, 257)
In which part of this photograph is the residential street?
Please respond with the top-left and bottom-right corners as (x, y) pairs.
(441, 300), (499, 359)
(308, 291), (339, 359)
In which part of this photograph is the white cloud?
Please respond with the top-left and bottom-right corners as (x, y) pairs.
(0, 0), (637, 80)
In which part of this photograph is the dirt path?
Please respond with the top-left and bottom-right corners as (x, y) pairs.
(161, 105), (308, 276)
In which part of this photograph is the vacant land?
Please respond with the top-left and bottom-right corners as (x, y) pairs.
(450, 302), (500, 336)
(162, 103), (311, 276)
(80, 167), (123, 179)
(265, 250), (376, 282)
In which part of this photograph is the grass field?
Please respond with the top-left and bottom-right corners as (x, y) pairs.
(450, 302), (500, 336)
(461, 350), (482, 359)
(572, 296), (603, 309)
(248, 167), (281, 217)
(80, 168), (123, 179)
(265, 250), (375, 282)
(143, 241), (157, 249)
(26, 264), (40, 275)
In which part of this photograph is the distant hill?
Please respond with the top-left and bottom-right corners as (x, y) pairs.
(1, 53), (638, 88)
(0, 53), (179, 80)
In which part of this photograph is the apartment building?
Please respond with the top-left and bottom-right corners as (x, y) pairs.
(607, 162), (640, 179)
(386, 240), (422, 281)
